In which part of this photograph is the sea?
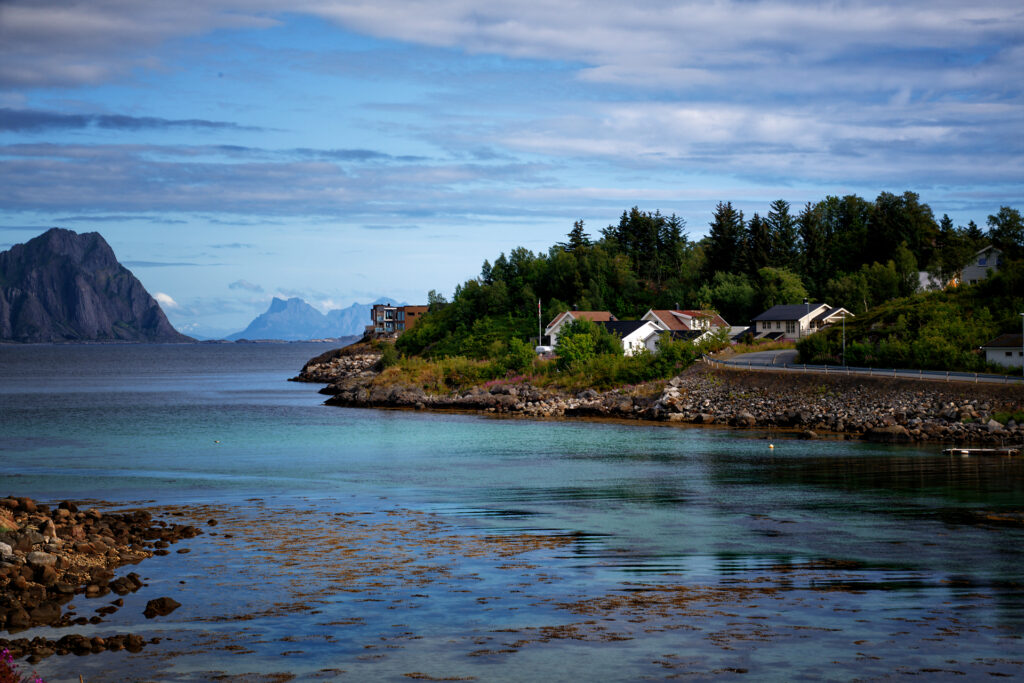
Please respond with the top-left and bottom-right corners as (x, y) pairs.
(1, 343), (1022, 681)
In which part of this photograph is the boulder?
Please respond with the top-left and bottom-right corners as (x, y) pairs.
(26, 551), (56, 568)
(143, 597), (181, 618)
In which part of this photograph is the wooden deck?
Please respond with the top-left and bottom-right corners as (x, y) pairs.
(943, 447), (1020, 457)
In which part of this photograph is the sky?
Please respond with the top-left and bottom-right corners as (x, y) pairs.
(1, 0), (1022, 337)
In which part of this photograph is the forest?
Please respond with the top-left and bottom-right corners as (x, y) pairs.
(396, 192), (1022, 371)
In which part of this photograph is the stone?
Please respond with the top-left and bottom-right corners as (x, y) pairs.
(26, 551), (56, 568)
(143, 596), (181, 618)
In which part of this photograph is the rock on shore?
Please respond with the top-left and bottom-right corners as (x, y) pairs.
(296, 350), (1024, 446)
(0, 496), (201, 662)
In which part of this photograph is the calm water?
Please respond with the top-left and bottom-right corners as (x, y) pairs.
(1, 343), (1022, 681)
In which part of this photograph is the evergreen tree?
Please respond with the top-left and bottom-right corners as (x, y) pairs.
(765, 199), (800, 268)
(798, 201), (831, 299)
(703, 201), (745, 280)
(745, 212), (771, 277)
(558, 219), (592, 252)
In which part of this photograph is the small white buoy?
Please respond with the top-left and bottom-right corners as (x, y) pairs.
(214, 440), (221, 444)
(769, 443), (774, 449)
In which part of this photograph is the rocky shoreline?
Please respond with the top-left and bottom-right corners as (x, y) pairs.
(294, 350), (1024, 446)
(0, 497), (200, 663)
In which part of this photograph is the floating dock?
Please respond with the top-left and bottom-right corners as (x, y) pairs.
(943, 447), (1020, 457)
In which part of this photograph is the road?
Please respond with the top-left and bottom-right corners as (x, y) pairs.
(709, 349), (1023, 386)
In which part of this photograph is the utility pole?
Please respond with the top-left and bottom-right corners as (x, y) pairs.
(538, 299), (542, 348)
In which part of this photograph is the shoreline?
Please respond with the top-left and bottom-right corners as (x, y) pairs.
(294, 350), (1024, 446)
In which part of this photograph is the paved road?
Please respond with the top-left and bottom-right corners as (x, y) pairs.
(708, 349), (1024, 385)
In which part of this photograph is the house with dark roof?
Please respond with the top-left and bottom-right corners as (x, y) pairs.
(981, 333), (1023, 369)
(750, 303), (853, 341)
(599, 320), (662, 356)
(544, 310), (616, 348)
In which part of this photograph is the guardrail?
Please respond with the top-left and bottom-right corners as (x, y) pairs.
(703, 355), (1024, 385)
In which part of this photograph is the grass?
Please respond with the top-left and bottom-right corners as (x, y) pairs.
(730, 339), (797, 354)
(993, 411), (1024, 425)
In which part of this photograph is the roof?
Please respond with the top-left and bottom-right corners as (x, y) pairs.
(811, 306), (851, 324)
(752, 303), (828, 322)
(730, 326), (756, 341)
(982, 333), (1023, 349)
(678, 309), (730, 328)
(600, 320), (656, 338)
(762, 331), (785, 340)
(668, 329), (705, 342)
(546, 310), (615, 330)
(646, 309), (729, 330)
(646, 309), (690, 331)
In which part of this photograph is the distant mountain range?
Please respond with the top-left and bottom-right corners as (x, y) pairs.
(0, 228), (192, 343)
(227, 296), (406, 341)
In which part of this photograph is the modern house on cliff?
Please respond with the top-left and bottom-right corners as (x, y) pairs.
(367, 303), (428, 337)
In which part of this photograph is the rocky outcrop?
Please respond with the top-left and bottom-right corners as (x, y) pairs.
(0, 496), (200, 662)
(0, 228), (192, 343)
(299, 349), (1024, 446)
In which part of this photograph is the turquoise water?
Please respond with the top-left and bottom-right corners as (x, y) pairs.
(1, 344), (1022, 681)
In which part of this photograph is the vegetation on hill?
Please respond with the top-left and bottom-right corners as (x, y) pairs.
(797, 265), (1023, 372)
(389, 196), (1020, 382)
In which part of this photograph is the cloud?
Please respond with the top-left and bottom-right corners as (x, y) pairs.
(210, 242), (254, 249)
(228, 279), (263, 292)
(123, 260), (208, 267)
(153, 292), (179, 308)
(362, 224), (420, 231)
(55, 214), (187, 224)
(0, 108), (260, 132)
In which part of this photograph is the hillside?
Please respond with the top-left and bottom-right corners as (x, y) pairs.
(0, 228), (192, 343)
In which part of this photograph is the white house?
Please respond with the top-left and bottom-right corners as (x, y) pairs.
(641, 309), (729, 343)
(543, 310), (616, 348)
(961, 246), (1003, 285)
(600, 320), (663, 356)
(981, 333), (1023, 369)
(750, 303), (853, 341)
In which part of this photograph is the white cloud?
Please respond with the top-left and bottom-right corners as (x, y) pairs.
(153, 291), (179, 308)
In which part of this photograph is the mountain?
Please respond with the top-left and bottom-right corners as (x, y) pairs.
(0, 228), (192, 343)
(228, 296), (406, 341)
(227, 297), (335, 341)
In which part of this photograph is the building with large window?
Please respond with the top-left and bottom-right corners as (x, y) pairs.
(368, 303), (429, 337)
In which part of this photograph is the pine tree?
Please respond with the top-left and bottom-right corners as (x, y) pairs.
(559, 219), (591, 252)
(703, 201), (745, 280)
(766, 199), (800, 268)
(745, 212), (771, 277)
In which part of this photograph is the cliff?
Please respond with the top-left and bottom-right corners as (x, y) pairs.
(0, 228), (192, 343)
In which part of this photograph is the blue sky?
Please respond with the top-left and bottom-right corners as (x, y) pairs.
(1, 0), (1022, 337)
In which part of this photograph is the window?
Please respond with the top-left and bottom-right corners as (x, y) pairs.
(398, 323), (405, 331)
(775, 321), (781, 330)
(397, 311), (404, 321)
(1008, 351), (1014, 357)
(786, 320), (796, 334)
(385, 310), (394, 320)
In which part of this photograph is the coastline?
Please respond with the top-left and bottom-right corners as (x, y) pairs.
(294, 349), (1024, 446)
